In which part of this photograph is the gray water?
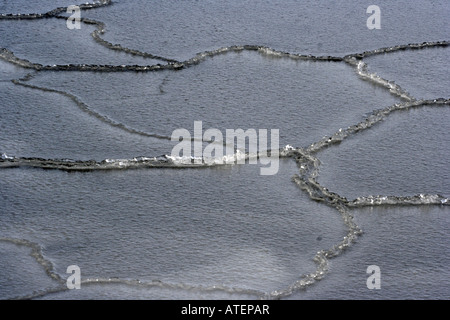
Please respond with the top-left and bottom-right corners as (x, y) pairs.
(0, 0), (449, 300)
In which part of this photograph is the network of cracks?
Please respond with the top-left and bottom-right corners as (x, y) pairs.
(0, 0), (448, 299)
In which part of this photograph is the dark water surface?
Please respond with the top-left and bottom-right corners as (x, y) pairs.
(0, 0), (448, 299)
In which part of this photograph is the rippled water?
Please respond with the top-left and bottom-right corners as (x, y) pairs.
(0, 0), (449, 300)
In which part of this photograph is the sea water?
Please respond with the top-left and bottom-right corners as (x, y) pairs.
(0, 0), (448, 299)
